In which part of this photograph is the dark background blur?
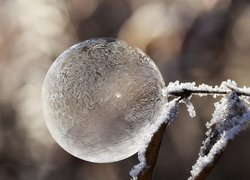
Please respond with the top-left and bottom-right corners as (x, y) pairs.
(1, 0), (250, 179)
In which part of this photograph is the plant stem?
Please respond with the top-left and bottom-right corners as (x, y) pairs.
(168, 88), (250, 98)
(137, 123), (167, 180)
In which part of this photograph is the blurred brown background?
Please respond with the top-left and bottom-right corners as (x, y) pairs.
(1, 0), (250, 179)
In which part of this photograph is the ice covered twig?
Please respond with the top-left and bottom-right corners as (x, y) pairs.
(189, 92), (250, 180)
(165, 80), (250, 98)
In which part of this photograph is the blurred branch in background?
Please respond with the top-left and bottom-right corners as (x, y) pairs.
(1, 0), (250, 179)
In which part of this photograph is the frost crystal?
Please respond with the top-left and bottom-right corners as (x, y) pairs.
(130, 98), (179, 179)
(189, 92), (250, 179)
(183, 98), (196, 118)
(165, 80), (239, 98)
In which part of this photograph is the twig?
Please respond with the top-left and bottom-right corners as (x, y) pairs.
(168, 88), (250, 98)
(165, 81), (250, 98)
(168, 89), (229, 98)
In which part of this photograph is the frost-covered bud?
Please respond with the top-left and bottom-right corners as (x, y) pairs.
(42, 38), (165, 163)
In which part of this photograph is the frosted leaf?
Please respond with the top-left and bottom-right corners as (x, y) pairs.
(130, 99), (179, 179)
(189, 92), (250, 179)
(41, 38), (165, 163)
(207, 92), (247, 131)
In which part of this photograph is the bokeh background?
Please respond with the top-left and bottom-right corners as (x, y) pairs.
(1, 0), (250, 179)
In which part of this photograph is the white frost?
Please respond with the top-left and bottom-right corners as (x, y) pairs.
(183, 98), (196, 118)
(129, 98), (179, 179)
(165, 79), (240, 98)
(130, 80), (250, 179)
(189, 92), (250, 179)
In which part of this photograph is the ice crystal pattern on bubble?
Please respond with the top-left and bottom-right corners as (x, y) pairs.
(42, 38), (165, 163)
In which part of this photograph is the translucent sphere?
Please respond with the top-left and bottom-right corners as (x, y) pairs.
(42, 38), (165, 163)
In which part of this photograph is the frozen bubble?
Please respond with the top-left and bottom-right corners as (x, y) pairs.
(41, 38), (165, 163)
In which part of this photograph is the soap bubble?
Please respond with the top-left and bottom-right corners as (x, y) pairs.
(42, 38), (165, 163)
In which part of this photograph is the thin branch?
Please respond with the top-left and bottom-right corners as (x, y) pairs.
(168, 89), (229, 98)
(168, 88), (250, 98)
(165, 81), (250, 98)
